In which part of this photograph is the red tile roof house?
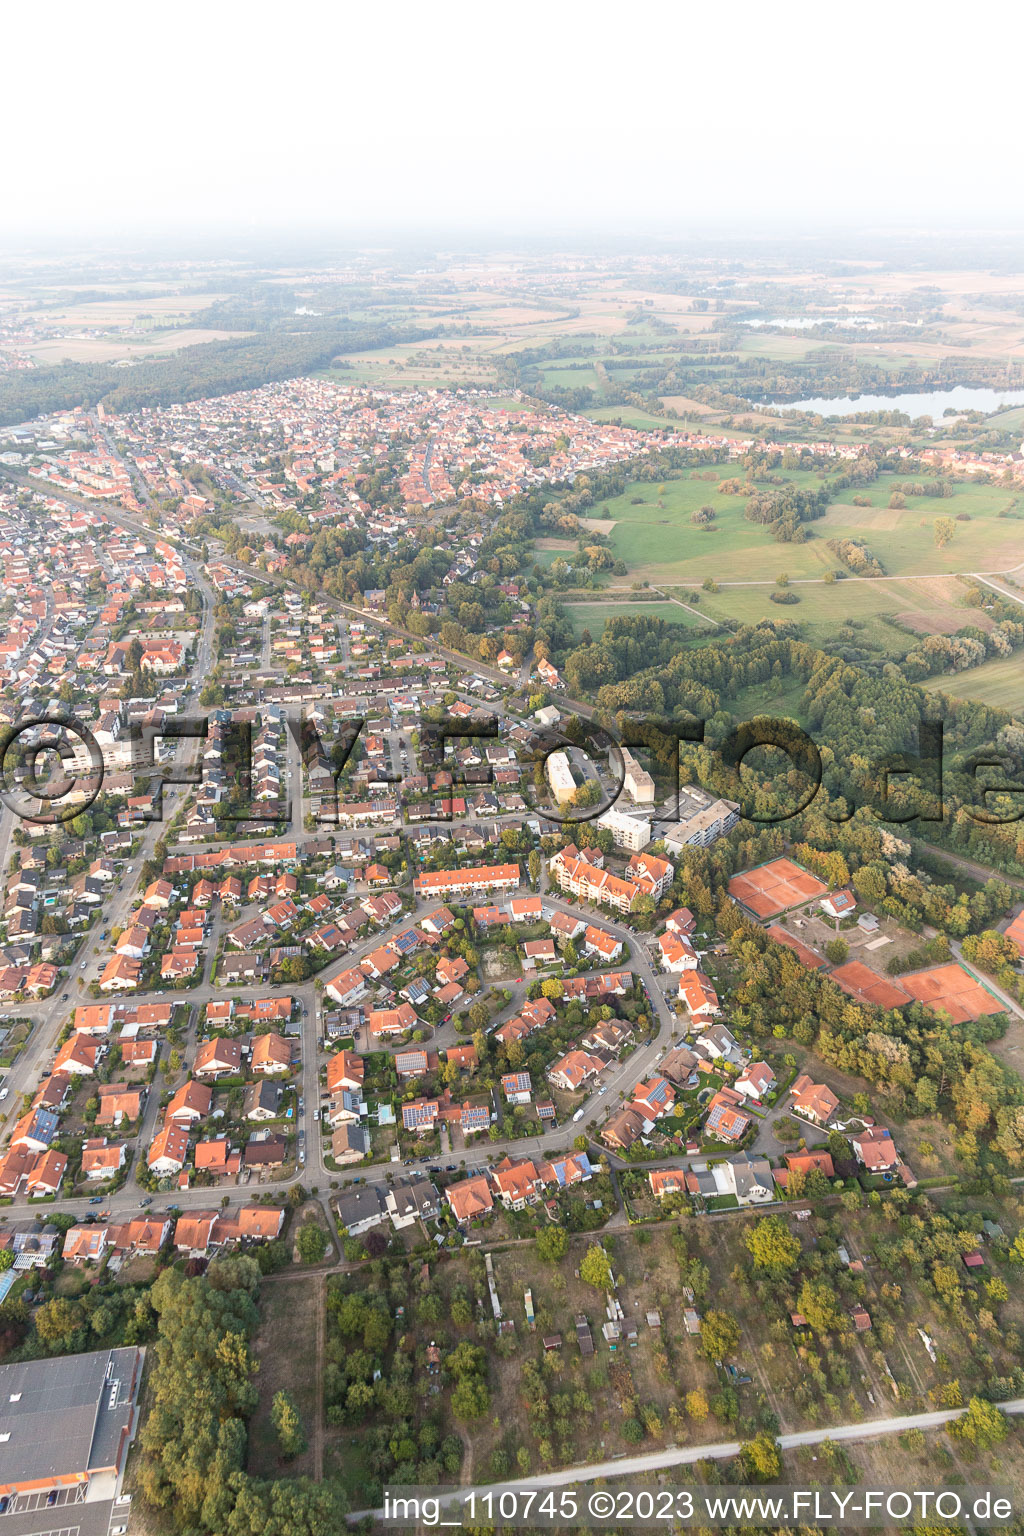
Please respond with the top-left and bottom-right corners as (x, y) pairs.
(213, 1205), (285, 1244)
(446, 1175), (494, 1223)
(790, 1074), (840, 1125)
(167, 1080), (213, 1124)
(435, 955), (469, 987)
(677, 971), (720, 1019)
(53, 1035), (102, 1075)
(785, 1150), (835, 1177)
(547, 1051), (604, 1092)
(435, 980), (465, 1010)
(148, 1120), (190, 1175)
(325, 965), (368, 1006)
(25, 1149), (68, 1196)
(194, 1138), (239, 1175)
(583, 925), (623, 963)
(251, 1032), (293, 1074)
(81, 1138), (126, 1179)
(704, 1088), (752, 1143)
(490, 1156), (542, 1209)
(360, 946), (400, 980)
(851, 1126), (900, 1171)
(174, 1211), (219, 1255)
(194, 1037), (243, 1077)
(121, 1038), (158, 1068)
(549, 911), (586, 943)
(522, 939), (557, 968)
(658, 931), (699, 972)
(109, 1215), (172, 1254)
(649, 1168), (687, 1199)
(161, 948), (200, 980)
(368, 1003), (418, 1038)
(501, 1071), (533, 1105)
(734, 1061), (776, 1102)
(97, 1084), (144, 1127)
(326, 1050), (364, 1094)
(666, 907), (696, 937)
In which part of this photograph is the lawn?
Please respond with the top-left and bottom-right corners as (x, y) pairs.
(721, 675), (811, 725)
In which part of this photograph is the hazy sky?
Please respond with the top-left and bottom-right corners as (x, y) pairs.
(6, 1), (1020, 242)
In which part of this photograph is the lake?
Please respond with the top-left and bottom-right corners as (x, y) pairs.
(744, 315), (911, 331)
(763, 386), (1024, 419)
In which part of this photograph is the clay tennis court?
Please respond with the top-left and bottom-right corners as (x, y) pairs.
(767, 924), (826, 968)
(1005, 909), (1024, 960)
(728, 858), (828, 918)
(899, 963), (1004, 1024)
(829, 960), (912, 1010)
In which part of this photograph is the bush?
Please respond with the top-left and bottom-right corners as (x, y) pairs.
(296, 1221), (329, 1264)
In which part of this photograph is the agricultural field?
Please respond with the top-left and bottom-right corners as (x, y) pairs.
(27, 327), (252, 364)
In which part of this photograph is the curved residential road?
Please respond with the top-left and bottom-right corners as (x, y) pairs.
(349, 1398), (1024, 1519)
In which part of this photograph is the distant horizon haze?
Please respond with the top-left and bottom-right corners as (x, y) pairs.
(4, 1), (1021, 243)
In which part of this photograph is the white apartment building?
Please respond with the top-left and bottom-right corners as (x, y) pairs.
(546, 750), (577, 806)
(596, 805), (652, 852)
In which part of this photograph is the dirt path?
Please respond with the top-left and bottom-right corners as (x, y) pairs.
(347, 1397), (1024, 1520)
(917, 842), (1024, 890)
(312, 1272), (326, 1480)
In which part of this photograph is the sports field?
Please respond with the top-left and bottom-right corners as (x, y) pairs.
(727, 858), (828, 918)
(563, 599), (707, 637)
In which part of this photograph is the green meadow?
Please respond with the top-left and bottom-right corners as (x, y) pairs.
(924, 652), (1024, 710)
(589, 471), (1024, 586)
